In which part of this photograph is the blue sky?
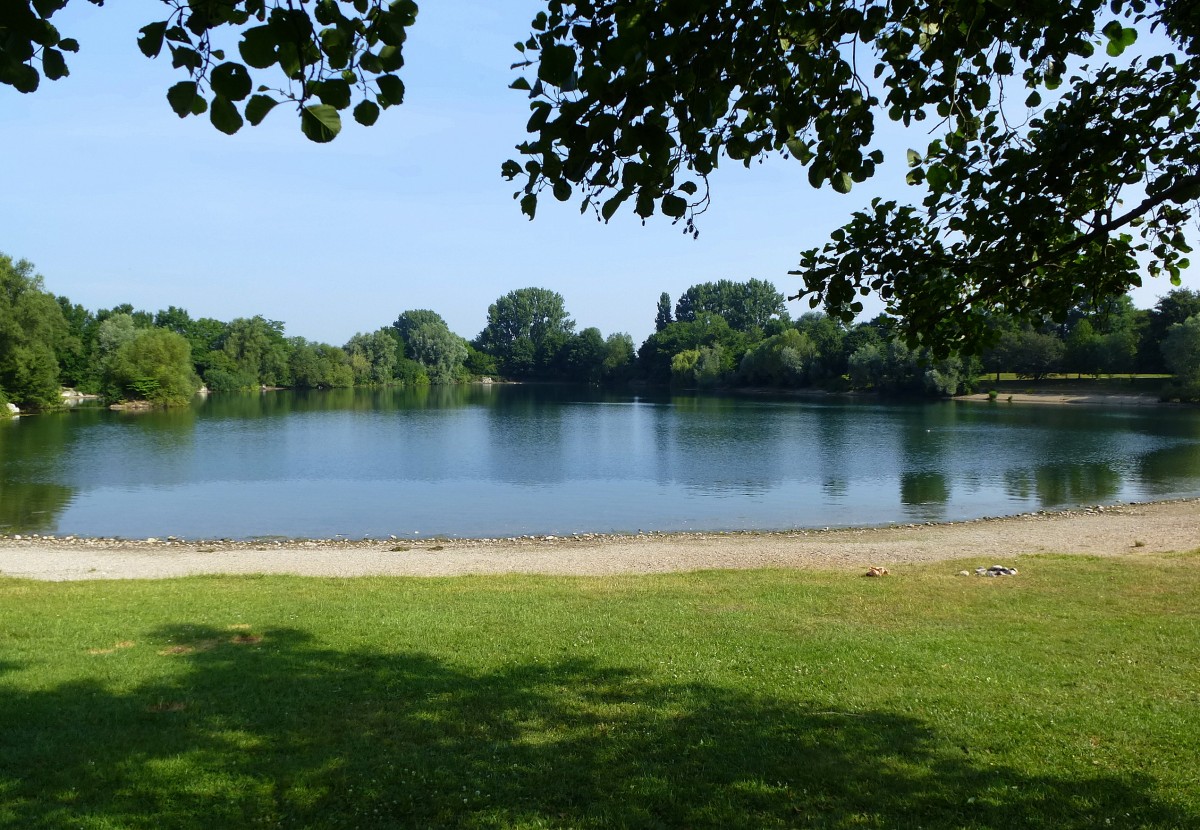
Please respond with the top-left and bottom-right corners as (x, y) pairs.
(4, 1), (1196, 346)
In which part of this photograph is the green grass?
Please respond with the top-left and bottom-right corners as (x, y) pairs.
(2, 555), (1199, 828)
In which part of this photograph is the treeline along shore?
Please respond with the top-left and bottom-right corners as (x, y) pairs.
(3, 252), (1200, 412)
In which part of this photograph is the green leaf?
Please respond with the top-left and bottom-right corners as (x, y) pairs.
(378, 45), (404, 72)
(320, 27), (352, 69)
(635, 189), (655, 218)
(831, 172), (853, 194)
(520, 193), (537, 219)
(538, 44), (576, 86)
(926, 164), (951, 190)
(163, 26), (191, 45)
(32, 0), (65, 17)
(661, 193), (687, 218)
(552, 179), (571, 201)
(169, 45), (202, 72)
(510, 76), (531, 91)
(209, 95), (243, 135)
(600, 193), (624, 221)
(210, 62), (252, 101)
(300, 104), (342, 142)
(353, 99), (380, 126)
(906, 149), (921, 167)
(11, 64), (40, 94)
(238, 26), (277, 70)
(1025, 90), (1042, 107)
(137, 22), (168, 58)
(42, 48), (68, 80)
(166, 81), (199, 118)
(277, 42), (302, 79)
(245, 94), (278, 126)
(58, 38), (79, 53)
(376, 74), (405, 107)
(312, 78), (351, 109)
(359, 52), (383, 74)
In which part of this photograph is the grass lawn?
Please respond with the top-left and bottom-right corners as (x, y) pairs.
(2, 554), (1198, 828)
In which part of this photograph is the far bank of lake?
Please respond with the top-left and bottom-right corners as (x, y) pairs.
(2, 385), (1199, 540)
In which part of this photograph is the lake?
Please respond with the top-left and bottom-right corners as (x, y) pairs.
(2, 385), (1198, 540)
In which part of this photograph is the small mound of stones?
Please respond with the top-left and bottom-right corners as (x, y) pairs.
(975, 564), (1019, 577)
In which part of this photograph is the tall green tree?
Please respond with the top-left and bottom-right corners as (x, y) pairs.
(601, 333), (636, 383)
(0, 255), (68, 410)
(1162, 315), (1200, 400)
(222, 316), (291, 388)
(986, 328), (1066, 381)
(104, 328), (200, 405)
(345, 329), (398, 385)
(475, 288), (575, 379)
(637, 312), (746, 383)
(674, 279), (787, 333)
(562, 327), (608, 383)
(393, 310), (450, 346)
(1143, 289), (1200, 372)
(53, 295), (93, 389)
(654, 292), (673, 332)
(406, 322), (468, 384)
(288, 338), (354, 389)
(739, 329), (817, 387)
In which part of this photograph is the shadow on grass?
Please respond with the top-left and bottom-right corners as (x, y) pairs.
(0, 624), (1192, 829)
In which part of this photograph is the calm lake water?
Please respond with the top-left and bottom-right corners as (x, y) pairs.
(2, 385), (1199, 539)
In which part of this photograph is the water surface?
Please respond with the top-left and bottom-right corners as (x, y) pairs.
(2, 386), (1198, 539)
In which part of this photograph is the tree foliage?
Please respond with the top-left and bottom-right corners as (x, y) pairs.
(344, 328), (398, 385)
(1162, 314), (1200, 399)
(674, 279), (787, 333)
(2, 0), (418, 142)
(406, 321), (467, 384)
(8, 3), (1197, 355)
(104, 327), (200, 405)
(654, 292), (673, 332)
(0, 254), (69, 409)
(504, 0), (1199, 352)
(475, 287), (575, 378)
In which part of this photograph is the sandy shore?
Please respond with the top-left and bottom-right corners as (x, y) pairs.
(956, 391), (1163, 406)
(1, 499), (1196, 581)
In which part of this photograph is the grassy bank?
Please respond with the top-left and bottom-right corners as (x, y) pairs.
(2, 556), (1198, 828)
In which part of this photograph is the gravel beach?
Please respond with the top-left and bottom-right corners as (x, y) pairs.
(1, 499), (1196, 580)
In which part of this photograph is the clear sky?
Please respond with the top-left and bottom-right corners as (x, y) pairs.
(4, 1), (1196, 347)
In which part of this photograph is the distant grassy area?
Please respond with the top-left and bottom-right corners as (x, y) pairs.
(976, 374), (1170, 396)
(2, 557), (1199, 828)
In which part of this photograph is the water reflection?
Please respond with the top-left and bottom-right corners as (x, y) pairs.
(897, 405), (955, 522)
(1138, 442), (1200, 495)
(1003, 463), (1122, 507)
(0, 414), (78, 533)
(1, 389), (1198, 538)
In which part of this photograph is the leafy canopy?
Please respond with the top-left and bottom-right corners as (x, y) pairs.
(503, 0), (1200, 352)
(2, 0), (417, 142)
(5, 1), (1198, 352)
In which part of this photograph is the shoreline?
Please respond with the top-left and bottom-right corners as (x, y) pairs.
(954, 391), (1164, 406)
(1, 498), (1196, 581)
